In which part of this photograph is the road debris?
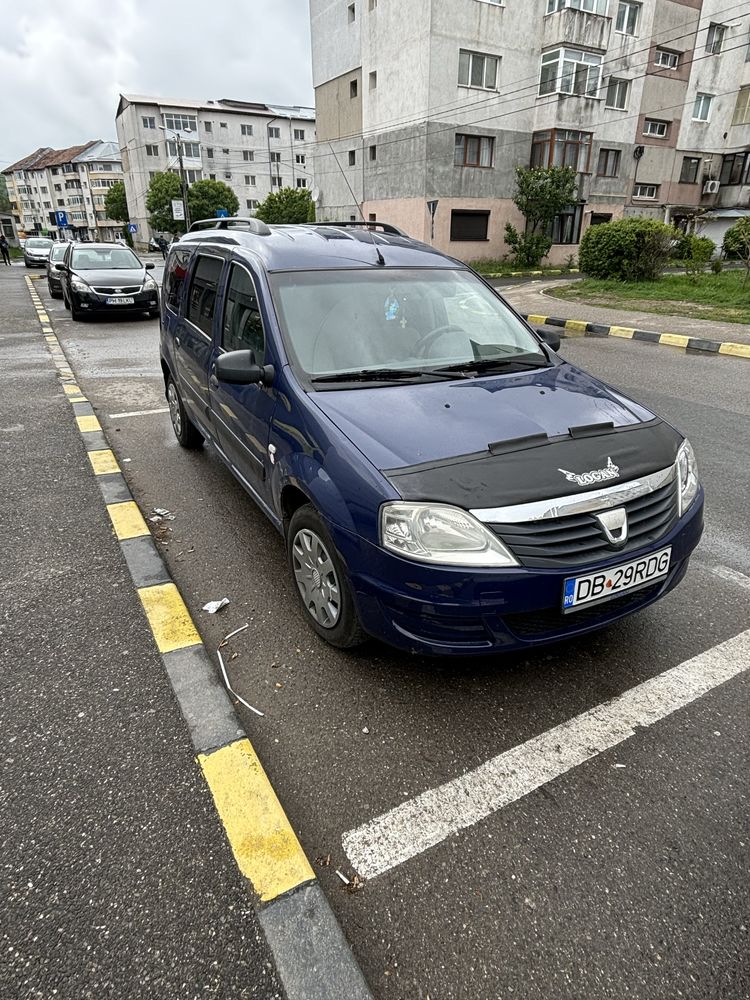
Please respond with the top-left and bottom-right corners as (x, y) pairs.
(203, 598), (230, 614)
(152, 507), (175, 521)
(216, 648), (264, 717)
(346, 874), (365, 894)
(222, 623), (249, 642)
(335, 870), (350, 885)
(362, 727), (369, 734)
(315, 854), (331, 867)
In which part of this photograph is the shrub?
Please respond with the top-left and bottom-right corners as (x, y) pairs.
(684, 236), (715, 282)
(711, 258), (723, 274)
(722, 217), (750, 283)
(503, 225), (552, 269)
(670, 231), (693, 260)
(579, 218), (677, 281)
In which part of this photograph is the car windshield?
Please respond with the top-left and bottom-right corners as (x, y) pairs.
(271, 268), (547, 382)
(27, 238), (53, 248)
(50, 245), (68, 261)
(71, 247), (141, 270)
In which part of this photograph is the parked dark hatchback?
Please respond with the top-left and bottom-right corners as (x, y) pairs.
(58, 242), (159, 320)
(159, 219), (703, 657)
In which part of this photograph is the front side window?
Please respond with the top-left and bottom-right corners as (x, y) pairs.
(692, 93), (713, 122)
(597, 148), (621, 177)
(187, 255), (224, 336)
(222, 264), (265, 359)
(458, 49), (500, 90)
(539, 48), (602, 96)
(163, 113), (197, 132)
(164, 248), (192, 312)
(454, 133), (494, 167)
(605, 77), (629, 110)
(615, 1), (639, 34)
(679, 157), (701, 184)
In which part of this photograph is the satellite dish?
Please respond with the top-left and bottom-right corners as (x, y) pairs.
(311, 186), (320, 204)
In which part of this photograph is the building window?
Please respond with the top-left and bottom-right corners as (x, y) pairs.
(142, 116), (156, 129)
(596, 148), (621, 177)
(295, 153), (306, 165)
(185, 169), (202, 183)
(692, 93), (713, 122)
(450, 210), (490, 241)
(531, 129), (592, 171)
(268, 126), (281, 139)
(643, 118), (669, 137)
(633, 183), (659, 200)
(348, 2), (355, 21)
(163, 113), (197, 132)
(458, 50), (500, 90)
(294, 128), (305, 140)
(369, 71), (378, 90)
(245, 174), (256, 185)
(243, 150), (254, 161)
(204, 121), (212, 132)
(605, 78), (629, 110)
(719, 151), (750, 186)
(209, 173), (216, 181)
(679, 157), (701, 184)
(706, 23), (725, 54)
(43, 201), (51, 209)
(270, 152), (281, 164)
(222, 148), (229, 154)
(655, 48), (679, 69)
(296, 178), (308, 188)
(369, 145), (377, 161)
(206, 147), (214, 158)
(539, 48), (603, 96)
(350, 79), (358, 98)
(369, 0), (377, 8)
(732, 86), (750, 126)
(220, 122), (228, 129)
(454, 133), (495, 167)
(241, 124), (253, 136)
(615, 1), (639, 35)
(271, 175), (282, 187)
(549, 203), (584, 244)
(225, 172), (232, 179)
(348, 150), (356, 166)
(54, 184), (62, 192)
(167, 141), (200, 158)
(146, 144), (159, 157)
(547, 0), (607, 13)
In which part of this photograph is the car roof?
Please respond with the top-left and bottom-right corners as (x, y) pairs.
(68, 241), (133, 249)
(175, 221), (460, 272)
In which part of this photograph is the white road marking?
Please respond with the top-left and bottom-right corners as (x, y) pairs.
(702, 563), (750, 592)
(109, 407), (170, 419)
(342, 629), (750, 880)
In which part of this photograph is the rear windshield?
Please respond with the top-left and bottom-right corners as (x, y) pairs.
(27, 238), (53, 248)
(71, 247), (141, 270)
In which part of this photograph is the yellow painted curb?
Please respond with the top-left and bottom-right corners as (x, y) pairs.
(565, 319), (588, 333)
(526, 314), (548, 326)
(718, 342), (750, 358)
(88, 449), (121, 475)
(659, 333), (690, 349)
(198, 739), (316, 902)
(609, 326), (635, 339)
(68, 395), (87, 403)
(63, 384), (83, 396)
(107, 501), (150, 541)
(76, 414), (102, 433)
(137, 582), (202, 654)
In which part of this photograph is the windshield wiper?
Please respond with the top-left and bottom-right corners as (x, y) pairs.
(310, 367), (469, 384)
(434, 355), (550, 375)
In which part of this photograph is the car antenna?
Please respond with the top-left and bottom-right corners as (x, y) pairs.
(327, 142), (385, 265)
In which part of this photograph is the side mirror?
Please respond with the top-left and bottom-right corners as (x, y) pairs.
(537, 327), (561, 352)
(55, 263), (68, 272)
(215, 350), (274, 387)
(145, 261), (155, 270)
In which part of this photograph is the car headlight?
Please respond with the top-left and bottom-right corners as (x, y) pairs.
(380, 502), (518, 567)
(676, 438), (699, 515)
(70, 277), (89, 292)
(143, 275), (158, 291)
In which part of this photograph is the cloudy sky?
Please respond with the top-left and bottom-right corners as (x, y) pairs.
(0, 0), (314, 169)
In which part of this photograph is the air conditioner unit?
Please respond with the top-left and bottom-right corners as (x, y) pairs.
(703, 179), (721, 194)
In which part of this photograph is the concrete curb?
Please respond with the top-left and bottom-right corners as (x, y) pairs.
(483, 268), (580, 278)
(24, 276), (374, 1000)
(521, 311), (750, 359)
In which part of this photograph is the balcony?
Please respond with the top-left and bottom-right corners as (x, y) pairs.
(543, 7), (611, 51)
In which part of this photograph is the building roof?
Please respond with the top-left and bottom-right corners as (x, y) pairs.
(3, 147), (52, 173)
(73, 140), (121, 163)
(117, 94), (315, 121)
(3, 141), (99, 175)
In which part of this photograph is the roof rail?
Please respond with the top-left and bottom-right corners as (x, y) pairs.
(187, 216), (272, 236)
(312, 220), (409, 237)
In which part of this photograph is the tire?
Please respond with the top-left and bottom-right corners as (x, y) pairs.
(70, 300), (84, 321)
(166, 376), (203, 449)
(148, 309), (159, 320)
(287, 504), (366, 649)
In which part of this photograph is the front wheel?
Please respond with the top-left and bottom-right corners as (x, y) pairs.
(287, 505), (366, 649)
(166, 376), (203, 449)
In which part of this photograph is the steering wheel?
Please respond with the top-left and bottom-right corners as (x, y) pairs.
(413, 324), (468, 359)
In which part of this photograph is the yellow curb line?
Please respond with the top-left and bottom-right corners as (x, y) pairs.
(137, 582), (202, 654)
(76, 414), (102, 433)
(88, 449), (121, 475)
(609, 326), (636, 339)
(106, 501), (150, 541)
(718, 342), (750, 358)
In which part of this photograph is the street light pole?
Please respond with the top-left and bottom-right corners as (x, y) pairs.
(159, 125), (192, 230)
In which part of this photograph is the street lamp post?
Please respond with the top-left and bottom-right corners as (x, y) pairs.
(158, 125), (192, 230)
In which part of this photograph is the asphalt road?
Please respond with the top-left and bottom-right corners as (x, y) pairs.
(27, 269), (750, 1000)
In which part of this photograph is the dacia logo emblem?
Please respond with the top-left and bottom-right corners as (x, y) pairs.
(558, 457), (620, 487)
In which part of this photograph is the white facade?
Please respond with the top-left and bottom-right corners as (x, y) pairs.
(115, 95), (316, 244)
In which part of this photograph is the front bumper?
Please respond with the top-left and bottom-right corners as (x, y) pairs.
(25, 256), (48, 267)
(70, 287), (159, 313)
(335, 491), (704, 657)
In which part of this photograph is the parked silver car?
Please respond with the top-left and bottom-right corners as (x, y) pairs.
(23, 237), (54, 268)
(46, 243), (69, 297)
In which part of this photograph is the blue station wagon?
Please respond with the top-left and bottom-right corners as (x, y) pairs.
(159, 218), (703, 656)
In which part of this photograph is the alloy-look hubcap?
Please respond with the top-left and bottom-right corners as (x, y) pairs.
(167, 382), (182, 437)
(292, 528), (341, 628)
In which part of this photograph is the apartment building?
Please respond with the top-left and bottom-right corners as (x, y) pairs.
(115, 95), (316, 242)
(309, 0), (750, 260)
(3, 141), (125, 241)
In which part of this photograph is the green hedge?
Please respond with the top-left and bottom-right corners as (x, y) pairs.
(579, 218), (676, 281)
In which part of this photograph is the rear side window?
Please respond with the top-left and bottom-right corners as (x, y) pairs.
(222, 263), (265, 363)
(164, 248), (192, 313)
(187, 255), (223, 336)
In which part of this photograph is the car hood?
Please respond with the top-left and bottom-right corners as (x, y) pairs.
(310, 362), (681, 507)
(27, 247), (51, 255)
(74, 267), (145, 285)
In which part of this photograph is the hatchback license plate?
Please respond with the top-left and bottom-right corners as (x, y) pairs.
(106, 296), (134, 305)
(563, 546), (671, 612)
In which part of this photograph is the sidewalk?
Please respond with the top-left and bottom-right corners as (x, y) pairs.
(0, 269), (284, 999)
(501, 279), (750, 347)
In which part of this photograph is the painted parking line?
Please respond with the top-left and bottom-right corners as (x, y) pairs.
(342, 628), (750, 880)
(109, 407), (170, 419)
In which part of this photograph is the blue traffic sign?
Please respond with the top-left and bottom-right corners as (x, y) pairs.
(55, 211), (68, 227)
(215, 208), (229, 218)
(127, 223), (138, 233)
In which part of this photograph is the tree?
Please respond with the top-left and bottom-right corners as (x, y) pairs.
(0, 175), (11, 215)
(146, 171), (185, 235)
(503, 166), (578, 268)
(255, 187), (315, 225)
(188, 179), (239, 224)
(723, 217), (750, 284)
(104, 181), (129, 223)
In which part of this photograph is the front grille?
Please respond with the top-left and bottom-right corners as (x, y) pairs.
(92, 285), (140, 294)
(489, 476), (679, 568)
(503, 583), (663, 638)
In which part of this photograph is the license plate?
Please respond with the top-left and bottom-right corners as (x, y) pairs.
(563, 547), (671, 612)
(106, 296), (134, 305)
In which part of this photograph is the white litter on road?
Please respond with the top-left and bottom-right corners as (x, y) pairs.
(203, 598), (230, 614)
(342, 628), (750, 880)
(216, 648), (264, 718)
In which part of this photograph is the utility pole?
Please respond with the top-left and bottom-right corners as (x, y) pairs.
(159, 125), (192, 230)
